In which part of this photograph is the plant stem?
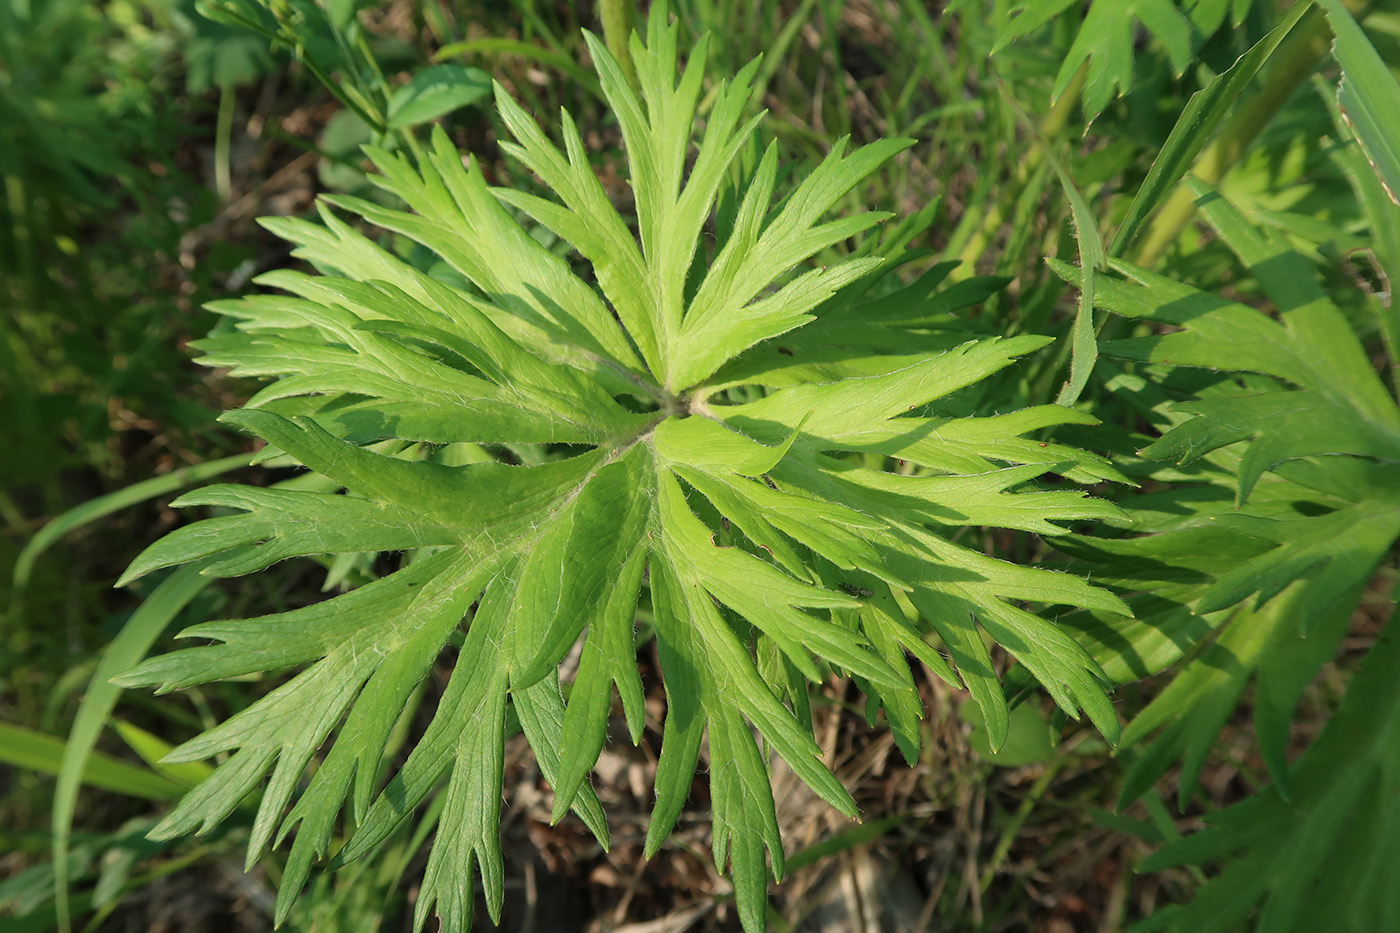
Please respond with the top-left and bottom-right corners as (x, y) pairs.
(215, 83), (234, 202)
(953, 61), (1087, 276)
(1132, 3), (1344, 267)
(599, 0), (638, 92)
(977, 733), (1086, 894)
(1131, 0), (1372, 264)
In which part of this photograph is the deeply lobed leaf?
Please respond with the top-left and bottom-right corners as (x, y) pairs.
(118, 9), (1130, 931)
(1049, 173), (1400, 927)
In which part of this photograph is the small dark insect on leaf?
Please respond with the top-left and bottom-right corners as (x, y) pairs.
(721, 516), (731, 532)
(778, 346), (794, 356)
(838, 582), (875, 599)
(763, 475), (779, 490)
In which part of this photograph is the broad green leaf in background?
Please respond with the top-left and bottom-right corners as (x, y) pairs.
(961, 700), (1057, 768)
(996, 0), (1205, 122)
(385, 64), (491, 129)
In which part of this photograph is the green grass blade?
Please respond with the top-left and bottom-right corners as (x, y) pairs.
(111, 720), (214, 789)
(51, 561), (214, 933)
(783, 814), (905, 873)
(11, 453), (249, 599)
(0, 724), (186, 800)
(1319, 0), (1400, 204)
(1109, 0), (1315, 258)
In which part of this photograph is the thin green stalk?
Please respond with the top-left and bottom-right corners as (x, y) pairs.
(977, 735), (1084, 894)
(752, 0), (819, 107)
(1133, 3), (1345, 267)
(517, 0), (569, 53)
(895, 0), (956, 105)
(953, 61), (1087, 275)
(318, 0), (383, 110)
(817, 0), (850, 138)
(350, 20), (391, 96)
(214, 83), (234, 201)
(0, 491), (27, 532)
(599, 0), (638, 92)
(254, 0), (387, 134)
(6, 172), (33, 295)
(299, 44), (384, 131)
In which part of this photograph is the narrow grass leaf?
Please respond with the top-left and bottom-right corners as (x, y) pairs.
(1108, 0), (1315, 256)
(52, 562), (213, 933)
(1319, 0), (1400, 204)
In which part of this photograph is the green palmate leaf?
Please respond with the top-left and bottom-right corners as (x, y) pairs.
(996, 0), (1203, 122)
(1048, 179), (1400, 929)
(1054, 179), (1400, 486)
(1104, 469), (1400, 800)
(115, 8), (1128, 931)
(1043, 141), (1104, 408)
(1134, 608), (1400, 933)
(1116, 577), (1357, 808)
(1051, 369), (1400, 798)
(1326, 76), (1400, 366)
